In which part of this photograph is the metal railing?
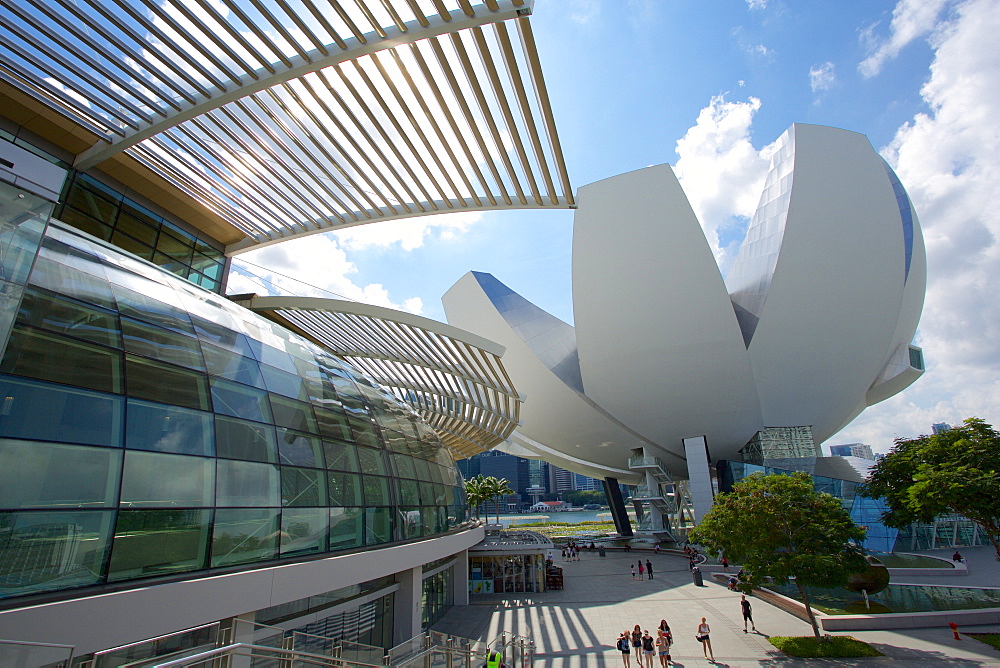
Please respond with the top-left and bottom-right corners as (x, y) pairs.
(0, 639), (74, 668)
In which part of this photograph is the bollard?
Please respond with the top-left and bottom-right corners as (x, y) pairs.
(692, 566), (704, 587)
(949, 621), (961, 640)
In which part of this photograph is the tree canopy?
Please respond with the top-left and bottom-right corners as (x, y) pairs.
(861, 417), (1000, 560)
(689, 471), (867, 639)
(464, 475), (514, 524)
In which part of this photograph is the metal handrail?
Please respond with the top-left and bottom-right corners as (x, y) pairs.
(150, 642), (385, 667)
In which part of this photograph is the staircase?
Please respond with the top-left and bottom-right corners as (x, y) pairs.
(627, 456), (694, 540)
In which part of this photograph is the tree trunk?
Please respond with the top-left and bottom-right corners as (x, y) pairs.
(795, 579), (822, 640)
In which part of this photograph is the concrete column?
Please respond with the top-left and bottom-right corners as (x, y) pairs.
(603, 478), (633, 536)
(392, 565), (423, 646)
(683, 436), (714, 524)
(453, 551), (469, 606)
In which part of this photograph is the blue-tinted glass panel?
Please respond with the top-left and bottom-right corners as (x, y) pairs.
(259, 364), (306, 400)
(190, 316), (255, 358)
(27, 253), (117, 311)
(120, 451), (214, 507)
(280, 508), (328, 557)
(210, 378), (271, 423)
(121, 317), (204, 371)
(125, 400), (213, 456)
(202, 342), (265, 389)
(323, 440), (359, 472)
(251, 344), (298, 374)
(0, 440), (120, 509)
(0, 510), (115, 597)
(329, 507), (363, 550)
(111, 285), (195, 337)
(269, 394), (317, 434)
(211, 508), (279, 567)
(1, 327), (122, 394)
(216, 459), (279, 507)
(0, 375), (123, 446)
(281, 467), (326, 507)
(215, 416), (277, 463)
(16, 288), (120, 348)
(276, 428), (323, 468)
(126, 355), (209, 411)
(108, 509), (211, 581)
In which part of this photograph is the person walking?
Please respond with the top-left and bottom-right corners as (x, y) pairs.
(696, 617), (714, 661)
(641, 630), (655, 668)
(721, 556), (729, 572)
(631, 625), (643, 663)
(616, 631), (632, 668)
(741, 594), (757, 633)
(637, 561), (644, 579)
(646, 559), (653, 579)
(655, 630), (671, 667)
(630, 564), (637, 580)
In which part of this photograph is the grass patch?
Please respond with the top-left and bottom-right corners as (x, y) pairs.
(968, 634), (1000, 650)
(769, 636), (882, 658)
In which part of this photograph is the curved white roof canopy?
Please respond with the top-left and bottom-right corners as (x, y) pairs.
(1, 0), (573, 252)
(231, 295), (521, 458)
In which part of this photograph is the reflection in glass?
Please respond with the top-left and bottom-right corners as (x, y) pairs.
(0, 375), (123, 446)
(280, 508), (328, 557)
(0, 510), (114, 597)
(126, 355), (209, 411)
(16, 288), (121, 348)
(120, 451), (214, 507)
(202, 342), (265, 388)
(0, 440), (120, 509)
(211, 508), (279, 567)
(269, 394), (317, 434)
(217, 460), (279, 507)
(210, 378), (271, 423)
(1, 326), (122, 394)
(363, 476), (392, 506)
(330, 508), (363, 550)
(125, 400), (213, 456)
(215, 416), (277, 463)
(356, 446), (387, 475)
(365, 507), (393, 545)
(108, 509), (211, 581)
(322, 440), (359, 472)
(122, 317), (204, 371)
(328, 472), (363, 507)
(281, 467), (326, 507)
(276, 429), (323, 468)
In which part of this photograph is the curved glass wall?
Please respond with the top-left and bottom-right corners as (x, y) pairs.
(0, 223), (469, 601)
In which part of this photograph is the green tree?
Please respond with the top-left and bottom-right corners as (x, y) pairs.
(561, 490), (605, 507)
(464, 475), (488, 521)
(482, 476), (514, 524)
(861, 417), (1000, 560)
(689, 472), (867, 639)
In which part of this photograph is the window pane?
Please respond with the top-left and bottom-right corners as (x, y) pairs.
(362, 476), (392, 506)
(314, 408), (352, 441)
(65, 184), (117, 223)
(215, 416), (277, 463)
(211, 508), (279, 568)
(28, 254), (117, 311)
(217, 460), (279, 507)
(357, 446), (388, 476)
(398, 479), (420, 507)
(259, 364), (306, 400)
(122, 317), (205, 371)
(364, 507), (393, 545)
(401, 508), (423, 539)
(280, 508), (328, 557)
(112, 285), (195, 337)
(16, 288), (121, 348)
(191, 316), (255, 359)
(322, 440), (359, 472)
(210, 378), (271, 423)
(327, 472), (362, 507)
(281, 467), (326, 507)
(110, 231), (155, 261)
(0, 440), (121, 509)
(0, 375), (123, 447)
(202, 342), (265, 388)
(120, 451), (214, 507)
(329, 507), (363, 550)
(269, 394), (317, 434)
(0, 510), (115, 597)
(125, 400), (213, 456)
(126, 355), (209, 410)
(349, 419), (380, 449)
(276, 428), (322, 468)
(1, 327), (122, 394)
(115, 210), (158, 246)
(108, 509), (211, 581)
(393, 455), (416, 479)
(155, 230), (194, 265)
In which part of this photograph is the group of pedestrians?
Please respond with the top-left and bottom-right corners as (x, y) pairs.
(562, 543), (582, 561)
(629, 559), (654, 580)
(616, 620), (673, 668)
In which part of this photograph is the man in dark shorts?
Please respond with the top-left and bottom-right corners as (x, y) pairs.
(741, 594), (757, 633)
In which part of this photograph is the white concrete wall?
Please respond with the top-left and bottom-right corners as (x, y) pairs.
(0, 528), (483, 656)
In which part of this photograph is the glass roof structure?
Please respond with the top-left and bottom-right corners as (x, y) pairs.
(1, 0), (573, 253)
(231, 295), (521, 458)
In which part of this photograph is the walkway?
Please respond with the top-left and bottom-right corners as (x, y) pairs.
(431, 547), (1000, 667)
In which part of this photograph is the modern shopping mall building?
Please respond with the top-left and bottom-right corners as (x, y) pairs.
(0, 0), (570, 659)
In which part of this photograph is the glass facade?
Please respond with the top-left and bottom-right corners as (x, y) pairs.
(54, 172), (227, 293)
(0, 222), (470, 601)
(421, 566), (453, 629)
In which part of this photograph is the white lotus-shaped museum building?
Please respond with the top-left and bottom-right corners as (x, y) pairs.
(443, 124), (925, 526)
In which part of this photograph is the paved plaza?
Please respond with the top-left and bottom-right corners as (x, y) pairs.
(431, 545), (1000, 666)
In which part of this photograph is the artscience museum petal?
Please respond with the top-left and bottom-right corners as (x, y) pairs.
(444, 123), (926, 528)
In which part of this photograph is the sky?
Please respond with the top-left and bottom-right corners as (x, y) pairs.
(228, 0), (1000, 455)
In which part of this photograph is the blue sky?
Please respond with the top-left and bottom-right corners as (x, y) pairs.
(230, 0), (1000, 453)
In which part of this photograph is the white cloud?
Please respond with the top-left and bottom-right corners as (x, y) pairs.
(227, 234), (423, 314)
(570, 0), (601, 24)
(747, 0), (768, 9)
(809, 61), (837, 92)
(673, 95), (776, 268)
(334, 211), (481, 252)
(830, 0), (1000, 451)
(858, 0), (951, 77)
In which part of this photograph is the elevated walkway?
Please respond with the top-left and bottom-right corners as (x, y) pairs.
(627, 455), (695, 540)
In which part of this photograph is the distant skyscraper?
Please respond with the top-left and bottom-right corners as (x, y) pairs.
(550, 466), (576, 493)
(932, 422), (953, 435)
(829, 443), (875, 460)
(573, 473), (602, 491)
